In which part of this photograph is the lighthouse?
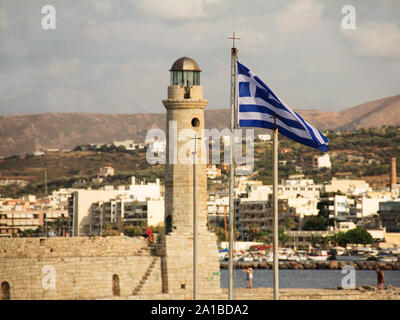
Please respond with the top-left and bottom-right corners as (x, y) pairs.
(161, 57), (221, 298)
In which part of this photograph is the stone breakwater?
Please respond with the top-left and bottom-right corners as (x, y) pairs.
(220, 261), (400, 271)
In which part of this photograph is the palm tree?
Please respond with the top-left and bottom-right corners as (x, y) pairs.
(310, 234), (325, 248)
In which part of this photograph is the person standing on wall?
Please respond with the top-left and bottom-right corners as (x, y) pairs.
(242, 267), (253, 289)
(376, 267), (384, 290)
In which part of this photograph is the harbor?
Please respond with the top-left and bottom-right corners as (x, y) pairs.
(220, 260), (400, 270)
(219, 245), (400, 270)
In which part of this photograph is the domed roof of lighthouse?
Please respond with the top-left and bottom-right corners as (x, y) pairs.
(170, 57), (201, 72)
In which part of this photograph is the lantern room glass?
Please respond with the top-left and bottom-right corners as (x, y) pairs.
(171, 71), (200, 86)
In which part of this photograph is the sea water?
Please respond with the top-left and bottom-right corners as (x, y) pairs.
(220, 269), (400, 289)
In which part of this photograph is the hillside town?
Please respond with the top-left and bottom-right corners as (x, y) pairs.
(1, 152), (399, 254)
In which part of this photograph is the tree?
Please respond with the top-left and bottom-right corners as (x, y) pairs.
(278, 228), (291, 247)
(248, 224), (272, 243)
(102, 223), (119, 236)
(213, 226), (227, 242)
(344, 227), (374, 245)
(327, 231), (347, 247)
(310, 234), (327, 248)
(302, 216), (328, 231)
(284, 217), (296, 231)
(124, 225), (143, 237)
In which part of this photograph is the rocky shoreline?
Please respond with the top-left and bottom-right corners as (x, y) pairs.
(220, 260), (400, 270)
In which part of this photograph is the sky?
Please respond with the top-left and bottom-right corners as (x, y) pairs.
(0, 0), (399, 116)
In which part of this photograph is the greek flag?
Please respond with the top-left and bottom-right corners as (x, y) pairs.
(237, 61), (329, 152)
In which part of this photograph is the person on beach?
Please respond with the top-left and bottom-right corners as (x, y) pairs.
(376, 267), (384, 290)
(242, 267), (253, 289)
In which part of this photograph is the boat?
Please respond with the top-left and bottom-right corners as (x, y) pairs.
(307, 255), (329, 262)
(377, 256), (398, 263)
(356, 247), (376, 255)
(391, 248), (400, 255)
(278, 254), (288, 261)
(287, 254), (300, 262)
(307, 249), (330, 262)
(298, 254), (308, 263)
(336, 254), (369, 262)
(332, 246), (346, 256)
(335, 249), (370, 261)
(377, 251), (398, 263)
(239, 254), (254, 262)
(262, 252), (274, 262)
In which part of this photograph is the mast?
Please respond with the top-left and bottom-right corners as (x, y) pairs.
(272, 116), (279, 300)
(228, 32), (239, 300)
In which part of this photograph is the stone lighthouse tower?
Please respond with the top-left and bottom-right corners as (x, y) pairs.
(161, 57), (221, 298)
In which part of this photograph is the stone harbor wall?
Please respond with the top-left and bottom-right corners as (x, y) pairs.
(162, 226), (221, 299)
(0, 237), (163, 300)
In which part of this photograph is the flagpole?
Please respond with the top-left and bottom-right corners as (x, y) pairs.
(272, 115), (279, 300)
(228, 32), (239, 300)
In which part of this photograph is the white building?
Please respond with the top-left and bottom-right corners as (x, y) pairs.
(323, 178), (371, 195)
(113, 140), (136, 150)
(206, 165), (221, 179)
(243, 178), (321, 219)
(69, 177), (163, 236)
(99, 166), (115, 177)
(70, 189), (120, 236)
(207, 196), (229, 227)
(337, 221), (356, 231)
(257, 134), (271, 142)
(313, 154), (331, 169)
(126, 177), (161, 201)
(91, 196), (165, 234)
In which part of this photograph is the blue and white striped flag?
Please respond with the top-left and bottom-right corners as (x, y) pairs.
(237, 61), (329, 152)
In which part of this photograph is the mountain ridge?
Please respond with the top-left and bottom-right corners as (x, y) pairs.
(0, 94), (399, 157)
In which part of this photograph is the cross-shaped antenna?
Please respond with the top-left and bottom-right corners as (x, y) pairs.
(270, 114), (280, 130)
(227, 32), (240, 49)
(189, 134), (202, 158)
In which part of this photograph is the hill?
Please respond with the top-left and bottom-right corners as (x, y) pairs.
(1, 126), (399, 198)
(0, 94), (400, 157)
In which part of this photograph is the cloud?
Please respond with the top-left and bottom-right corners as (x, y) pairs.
(275, 0), (323, 35)
(342, 22), (400, 59)
(45, 58), (81, 78)
(1, 0), (400, 116)
(0, 7), (7, 31)
(134, 0), (212, 21)
(46, 88), (97, 112)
